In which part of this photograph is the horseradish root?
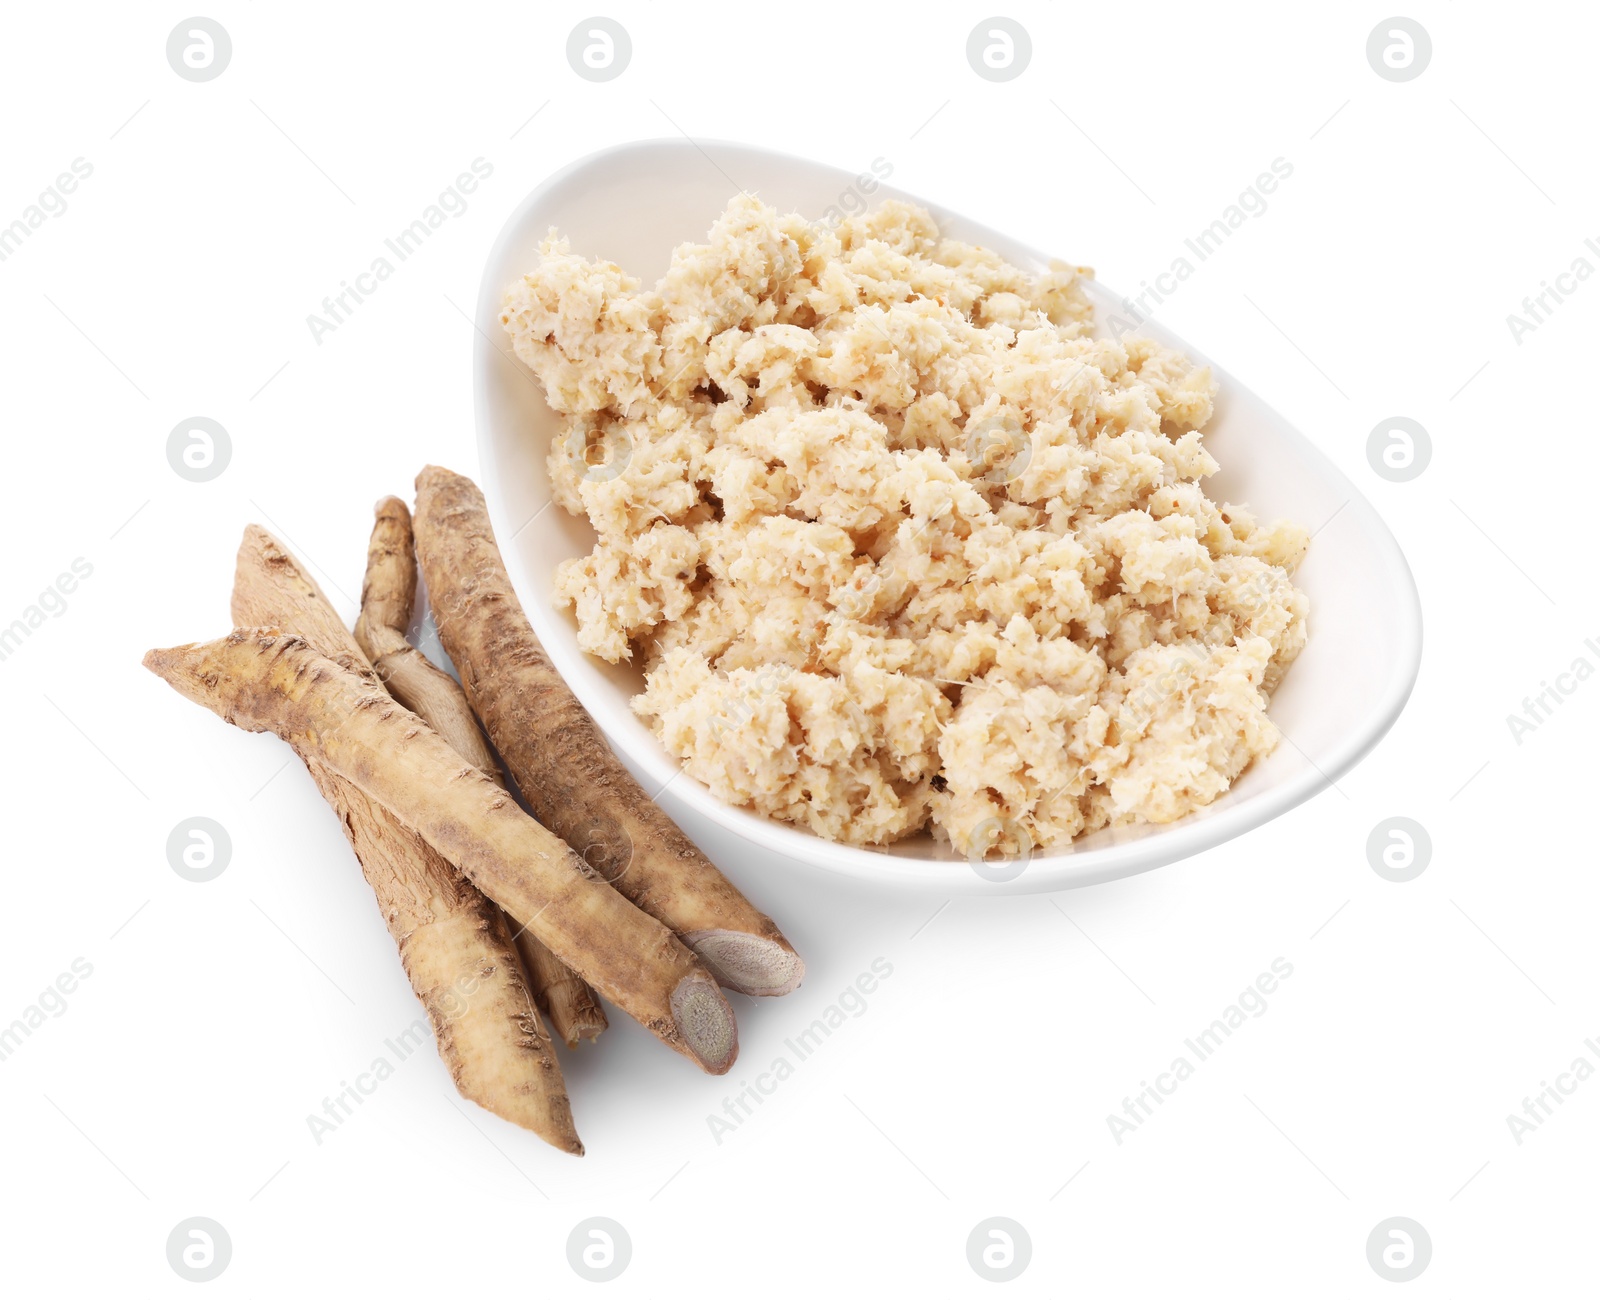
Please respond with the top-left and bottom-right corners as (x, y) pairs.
(353, 496), (501, 772)
(412, 465), (804, 997)
(230, 526), (582, 1151)
(305, 761), (582, 1153)
(515, 932), (608, 1049)
(353, 497), (607, 1048)
(143, 630), (738, 1075)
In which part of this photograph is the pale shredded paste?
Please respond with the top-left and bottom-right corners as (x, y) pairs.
(502, 196), (1309, 856)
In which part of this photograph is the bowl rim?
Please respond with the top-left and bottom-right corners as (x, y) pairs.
(473, 136), (1424, 894)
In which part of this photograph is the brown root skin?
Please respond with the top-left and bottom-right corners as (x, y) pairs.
(353, 498), (502, 774)
(353, 498), (607, 1047)
(411, 465), (805, 998)
(516, 929), (609, 1048)
(231, 526), (584, 1149)
(305, 760), (581, 1152)
(352, 496), (604, 1043)
(352, 496), (417, 660)
(142, 630), (737, 1075)
(233, 525), (370, 679)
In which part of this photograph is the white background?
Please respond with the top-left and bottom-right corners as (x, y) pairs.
(1, 2), (1595, 1294)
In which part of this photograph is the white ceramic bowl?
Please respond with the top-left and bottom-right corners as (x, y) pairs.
(474, 139), (1422, 894)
